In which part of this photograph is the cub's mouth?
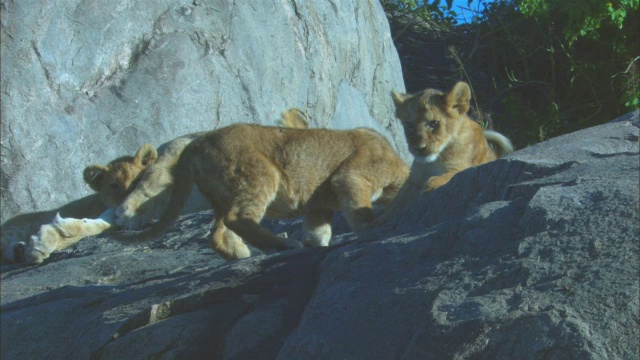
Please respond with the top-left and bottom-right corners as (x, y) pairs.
(414, 154), (440, 164)
(411, 145), (434, 160)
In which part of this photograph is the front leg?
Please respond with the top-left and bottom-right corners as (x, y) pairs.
(114, 194), (153, 229)
(302, 209), (334, 247)
(115, 187), (174, 230)
(25, 209), (114, 264)
(424, 171), (458, 192)
(331, 173), (377, 232)
(377, 164), (432, 224)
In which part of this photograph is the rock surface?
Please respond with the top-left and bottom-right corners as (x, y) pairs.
(1, 112), (637, 359)
(0, 0), (408, 224)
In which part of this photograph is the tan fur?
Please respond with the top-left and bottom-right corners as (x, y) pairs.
(1, 109), (328, 264)
(121, 120), (410, 260)
(1, 144), (158, 264)
(115, 110), (314, 230)
(381, 81), (513, 220)
(83, 143), (158, 207)
(113, 132), (208, 230)
(392, 81), (513, 191)
(0, 195), (105, 263)
(25, 211), (114, 264)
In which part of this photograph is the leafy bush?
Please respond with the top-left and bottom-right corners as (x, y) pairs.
(477, 0), (639, 145)
(380, 0), (462, 27)
(382, 0), (639, 147)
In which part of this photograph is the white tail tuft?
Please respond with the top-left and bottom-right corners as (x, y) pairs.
(279, 108), (309, 129)
(484, 130), (514, 157)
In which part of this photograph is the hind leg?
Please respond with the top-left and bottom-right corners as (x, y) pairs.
(302, 209), (334, 247)
(331, 173), (376, 232)
(203, 157), (300, 253)
(210, 216), (251, 260)
(222, 181), (300, 252)
(224, 201), (300, 252)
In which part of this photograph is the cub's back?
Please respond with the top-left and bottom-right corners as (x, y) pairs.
(182, 123), (403, 188)
(194, 123), (399, 166)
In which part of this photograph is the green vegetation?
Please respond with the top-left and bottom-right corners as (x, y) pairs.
(381, 0), (639, 147)
(380, 0), (461, 27)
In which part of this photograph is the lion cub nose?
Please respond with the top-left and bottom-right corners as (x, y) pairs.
(414, 144), (428, 152)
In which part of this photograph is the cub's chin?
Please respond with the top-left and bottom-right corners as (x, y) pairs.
(414, 153), (439, 164)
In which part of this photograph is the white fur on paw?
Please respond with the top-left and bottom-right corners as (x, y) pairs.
(234, 244), (251, 259)
(303, 224), (332, 247)
(25, 230), (55, 264)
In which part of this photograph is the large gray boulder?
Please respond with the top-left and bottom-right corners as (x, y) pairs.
(1, 112), (637, 359)
(0, 0), (409, 224)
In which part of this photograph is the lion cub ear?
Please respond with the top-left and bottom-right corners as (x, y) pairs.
(83, 165), (110, 192)
(445, 82), (471, 116)
(391, 90), (409, 107)
(134, 144), (158, 167)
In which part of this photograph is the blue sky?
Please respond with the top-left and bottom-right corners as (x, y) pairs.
(450, 0), (489, 23)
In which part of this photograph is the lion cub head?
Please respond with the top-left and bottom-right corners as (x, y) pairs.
(392, 81), (472, 163)
(83, 144), (158, 207)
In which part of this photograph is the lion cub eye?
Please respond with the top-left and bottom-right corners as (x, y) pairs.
(428, 120), (440, 131)
(403, 121), (416, 130)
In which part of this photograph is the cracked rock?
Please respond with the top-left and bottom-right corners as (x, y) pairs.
(1, 0), (408, 223)
(1, 112), (638, 359)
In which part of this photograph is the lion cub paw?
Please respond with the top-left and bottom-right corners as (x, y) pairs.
(25, 224), (61, 264)
(424, 176), (448, 193)
(114, 199), (152, 229)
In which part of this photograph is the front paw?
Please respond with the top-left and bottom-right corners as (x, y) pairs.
(115, 199), (151, 229)
(24, 246), (48, 265)
(25, 228), (58, 265)
(424, 176), (447, 192)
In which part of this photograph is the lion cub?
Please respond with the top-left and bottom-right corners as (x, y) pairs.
(393, 81), (513, 190)
(122, 112), (410, 260)
(1, 144), (158, 264)
(381, 81), (513, 220)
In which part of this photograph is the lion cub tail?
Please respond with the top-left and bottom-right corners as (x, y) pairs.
(484, 130), (514, 158)
(279, 108), (309, 129)
(116, 149), (195, 242)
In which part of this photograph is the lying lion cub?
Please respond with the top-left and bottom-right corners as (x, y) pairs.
(122, 111), (410, 260)
(381, 81), (513, 220)
(1, 144), (159, 264)
(19, 132), (213, 265)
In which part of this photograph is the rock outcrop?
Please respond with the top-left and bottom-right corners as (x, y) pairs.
(0, 0), (408, 224)
(2, 111), (637, 359)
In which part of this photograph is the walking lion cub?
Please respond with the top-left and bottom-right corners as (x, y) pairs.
(5, 109), (408, 264)
(381, 81), (513, 220)
(121, 111), (409, 260)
